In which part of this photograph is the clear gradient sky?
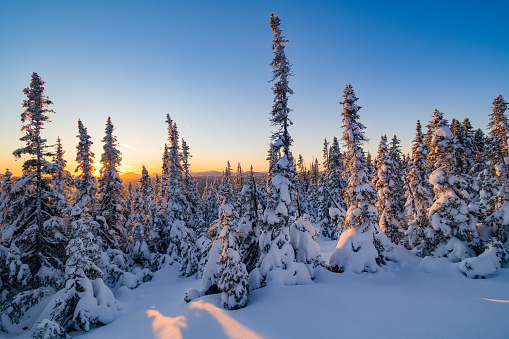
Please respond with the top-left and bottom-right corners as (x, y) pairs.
(1, 1), (508, 176)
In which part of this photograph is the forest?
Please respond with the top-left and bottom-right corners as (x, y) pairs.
(1, 12), (508, 338)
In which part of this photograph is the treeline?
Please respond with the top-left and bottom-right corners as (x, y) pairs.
(1, 12), (508, 338)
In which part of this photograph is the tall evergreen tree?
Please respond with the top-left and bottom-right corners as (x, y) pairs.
(451, 119), (467, 174)
(238, 167), (261, 273)
(462, 118), (477, 173)
(329, 84), (394, 273)
(306, 158), (320, 221)
(324, 137), (347, 240)
(251, 13), (312, 288)
(217, 175), (249, 310)
(45, 137), (73, 253)
(366, 151), (374, 182)
(0, 169), (14, 240)
(127, 184), (151, 266)
(403, 120), (434, 255)
(425, 109), (448, 173)
(481, 97), (509, 245)
(148, 145), (171, 254)
(163, 115), (197, 276)
(74, 120), (98, 218)
(234, 162), (244, 199)
(197, 163), (235, 296)
(388, 135), (406, 215)
(0, 73), (66, 329)
(97, 117), (126, 251)
(181, 138), (201, 232)
(427, 111), (476, 261)
(374, 135), (404, 244)
(201, 178), (220, 228)
(124, 182), (134, 227)
(488, 95), (509, 158)
(138, 165), (153, 233)
(49, 137), (73, 215)
(9, 72), (66, 289)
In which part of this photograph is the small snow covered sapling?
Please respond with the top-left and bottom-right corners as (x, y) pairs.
(31, 319), (70, 339)
(290, 214), (322, 278)
(218, 248), (249, 310)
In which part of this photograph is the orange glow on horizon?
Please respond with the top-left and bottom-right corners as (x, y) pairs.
(2, 156), (269, 178)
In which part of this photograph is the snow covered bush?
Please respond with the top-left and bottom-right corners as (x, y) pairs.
(459, 238), (508, 279)
(290, 215), (322, 278)
(31, 319), (70, 339)
(218, 249), (249, 310)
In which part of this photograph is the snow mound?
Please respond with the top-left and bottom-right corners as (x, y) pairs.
(184, 288), (202, 303)
(459, 239), (508, 279)
(290, 216), (322, 278)
(418, 256), (440, 273)
(329, 227), (380, 273)
(434, 237), (473, 262)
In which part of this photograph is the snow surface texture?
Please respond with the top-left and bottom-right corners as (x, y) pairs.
(3, 238), (509, 339)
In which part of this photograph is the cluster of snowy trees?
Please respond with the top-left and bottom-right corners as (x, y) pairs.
(1, 12), (508, 338)
(0, 72), (209, 336)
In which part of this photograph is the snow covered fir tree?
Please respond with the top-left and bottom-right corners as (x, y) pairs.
(328, 84), (395, 273)
(0, 13), (509, 339)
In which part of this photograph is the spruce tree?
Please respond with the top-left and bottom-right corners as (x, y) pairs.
(306, 158), (320, 221)
(127, 184), (151, 266)
(427, 111), (476, 261)
(462, 118), (477, 174)
(163, 115), (197, 276)
(0, 73), (66, 328)
(42, 207), (119, 333)
(325, 137), (347, 240)
(97, 117), (127, 251)
(481, 97), (509, 245)
(148, 145), (171, 254)
(234, 162), (244, 200)
(388, 135), (406, 215)
(366, 151), (374, 182)
(217, 178), (249, 310)
(329, 84), (394, 273)
(49, 137), (73, 220)
(138, 165), (153, 235)
(251, 13), (313, 288)
(201, 178), (220, 228)
(0, 169), (14, 242)
(10, 72), (66, 289)
(197, 163), (235, 296)
(403, 120), (433, 255)
(425, 109), (448, 174)
(374, 135), (404, 244)
(181, 138), (201, 230)
(482, 141), (509, 244)
(124, 182), (134, 227)
(238, 167), (261, 273)
(74, 120), (98, 218)
(488, 95), (509, 157)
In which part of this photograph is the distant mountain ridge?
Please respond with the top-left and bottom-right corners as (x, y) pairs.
(119, 170), (265, 193)
(120, 170), (264, 181)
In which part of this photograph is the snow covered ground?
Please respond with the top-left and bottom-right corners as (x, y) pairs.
(3, 238), (509, 339)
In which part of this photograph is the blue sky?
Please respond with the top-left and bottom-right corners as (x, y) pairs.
(1, 0), (508, 175)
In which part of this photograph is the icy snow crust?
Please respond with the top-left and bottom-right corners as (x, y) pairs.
(4, 239), (509, 339)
